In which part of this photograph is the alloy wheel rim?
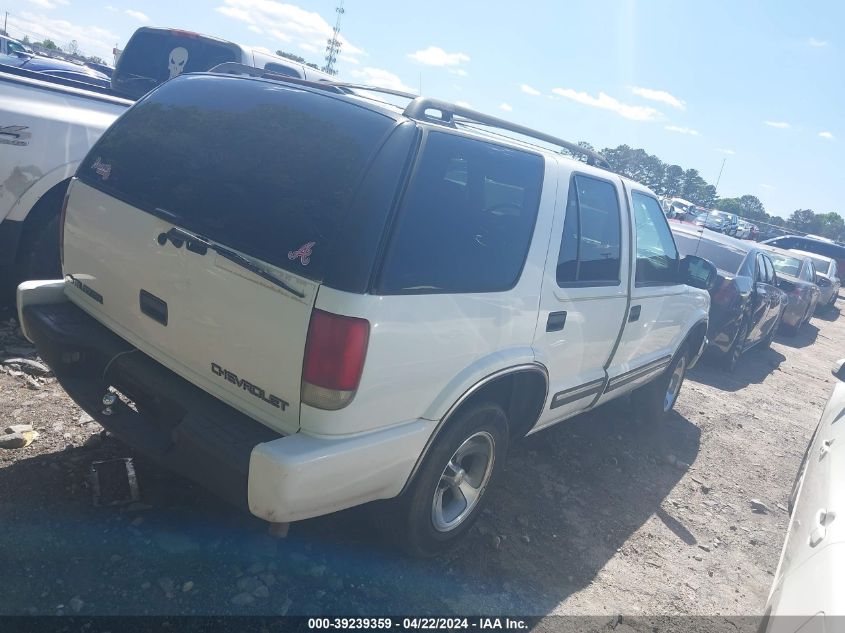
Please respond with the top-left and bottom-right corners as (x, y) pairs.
(431, 431), (495, 533)
(664, 356), (687, 412)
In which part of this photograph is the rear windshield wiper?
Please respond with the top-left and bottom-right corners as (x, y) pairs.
(159, 225), (305, 299)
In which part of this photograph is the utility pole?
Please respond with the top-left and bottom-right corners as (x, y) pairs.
(715, 157), (727, 191)
(4, 12), (9, 36)
(322, 1), (344, 76)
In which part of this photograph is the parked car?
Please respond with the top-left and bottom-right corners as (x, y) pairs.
(694, 209), (739, 236)
(759, 246), (821, 335)
(761, 360), (845, 629)
(789, 250), (840, 311)
(0, 63), (131, 290)
(84, 61), (114, 78)
(0, 54), (111, 88)
(735, 220), (752, 239)
(666, 197), (696, 221)
(764, 235), (845, 281)
(111, 26), (334, 99)
(17, 74), (715, 555)
(672, 225), (786, 371)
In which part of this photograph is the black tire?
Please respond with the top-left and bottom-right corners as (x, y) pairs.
(14, 209), (61, 285)
(722, 320), (749, 372)
(391, 402), (509, 557)
(632, 345), (689, 423)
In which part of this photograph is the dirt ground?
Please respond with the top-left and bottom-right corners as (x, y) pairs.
(0, 297), (840, 619)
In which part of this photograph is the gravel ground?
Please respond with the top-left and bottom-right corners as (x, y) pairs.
(0, 298), (840, 618)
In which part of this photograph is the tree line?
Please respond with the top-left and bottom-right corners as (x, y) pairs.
(574, 142), (844, 242)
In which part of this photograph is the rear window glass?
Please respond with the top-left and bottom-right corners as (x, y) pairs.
(113, 29), (238, 98)
(79, 75), (396, 280)
(378, 131), (543, 294)
(673, 232), (746, 273)
(767, 252), (803, 278)
(803, 255), (830, 275)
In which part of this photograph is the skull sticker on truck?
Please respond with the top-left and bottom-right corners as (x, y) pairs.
(168, 47), (189, 79)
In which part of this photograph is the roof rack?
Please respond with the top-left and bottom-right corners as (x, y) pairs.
(404, 97), (612, 170)
(207, 64), (612, 170)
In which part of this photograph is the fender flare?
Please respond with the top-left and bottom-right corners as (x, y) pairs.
(399, 361), (549, 495)
(6, 162), (79, 223)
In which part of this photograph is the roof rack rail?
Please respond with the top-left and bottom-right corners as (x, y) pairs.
(403, 97), (612, 170)
(208, 62), (348, 93)
(206, 64), (612, 170)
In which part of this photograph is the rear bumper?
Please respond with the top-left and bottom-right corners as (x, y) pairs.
(782, 296), (806, 328)
(18, 281), (434, 523)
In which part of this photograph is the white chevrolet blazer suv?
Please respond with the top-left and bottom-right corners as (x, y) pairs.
(17, 70), (715, 555)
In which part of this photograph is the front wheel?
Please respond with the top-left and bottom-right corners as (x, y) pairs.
(632, 346), (689, 422)
(393, 402), (509, 557)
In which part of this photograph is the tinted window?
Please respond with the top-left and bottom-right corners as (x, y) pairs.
(557, 175), (621, 285)
(379, 132), (543, 293)
(633, 192), (679, 284)
(673, 232), (745, 274)
(799, 260), (814, 282)
(113, 29), (238, 99)
(80, 75), (396, 281)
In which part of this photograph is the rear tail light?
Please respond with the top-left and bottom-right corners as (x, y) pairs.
(301, 309), (370, 411)
(58, 182), (72, 267)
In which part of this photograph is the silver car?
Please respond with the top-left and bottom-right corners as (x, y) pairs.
(762, 360), (845, 629)
(790, 249), (840, 310)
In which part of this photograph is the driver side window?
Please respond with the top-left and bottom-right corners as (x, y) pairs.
(632, 191), (679, 285)
(763, 255), (776, 284)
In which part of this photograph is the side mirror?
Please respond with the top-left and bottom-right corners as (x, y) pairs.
(680, 255), (717, 291)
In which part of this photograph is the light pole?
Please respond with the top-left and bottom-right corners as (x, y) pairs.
(715, 157), (727, 192)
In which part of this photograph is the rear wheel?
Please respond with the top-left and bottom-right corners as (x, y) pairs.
(392, 402), (509, 557)
(14, 213), (61, 285)
(632, 346), (688, 422)
(723, 321), (749, 372)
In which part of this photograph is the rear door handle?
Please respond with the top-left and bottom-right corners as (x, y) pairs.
(628, 305), (641, 322)
(546, 311), (567, 332)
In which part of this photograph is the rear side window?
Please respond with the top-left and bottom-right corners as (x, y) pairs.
(557, 174), (621, 285)
(763, 256), (776, 283)
(80, 75), (396, 281)
(112, 29), (239, 99)
(378, 132), (543, 294)
(632, 192), (679, 285)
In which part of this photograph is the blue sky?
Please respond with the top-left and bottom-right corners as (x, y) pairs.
(6, 0), (842, 218)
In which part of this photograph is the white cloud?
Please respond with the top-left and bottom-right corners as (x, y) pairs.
(450, 68), (468, 77)
(499, 103), (513, 112)
(338, 54), (359, 65)
(631, 86), (686, 110)
(408, 46), (470, 68)
(665, 125), (699, 136)
(455, 100), (472, 108)
(105, 5), (118, 11)
(819, 131), (835, 139)
(215, 0), (365, 66)
(350, 67), (415, 94)
(715, 148), (736, 155)
(764, 120), (791, 129)
(552, 88), (662, 121)
(760, 184), (774, 189)
(125, 9), (149, 22)
(520, 84), (541, 96)
(24, 0), (69, 9)
(7, 11), (118, 59)
(809, 37), (828, 47)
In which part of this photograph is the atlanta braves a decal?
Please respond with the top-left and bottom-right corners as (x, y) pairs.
(288, 241), (316, 266)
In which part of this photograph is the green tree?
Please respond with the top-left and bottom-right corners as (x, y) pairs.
(788, 209), (815, 233)
(662, 164), (684, 198)
(21, 35), (31, 44)
(276, 50), (306, 63)
(811, 212), (845, 240)
(39, 39), (58, 50)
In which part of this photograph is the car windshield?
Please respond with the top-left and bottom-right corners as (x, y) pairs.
(767, 252), (803, 277)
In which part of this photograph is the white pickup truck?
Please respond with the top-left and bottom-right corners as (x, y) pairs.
(0, 27), (332, 295)
(18, 71), (716, 555)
